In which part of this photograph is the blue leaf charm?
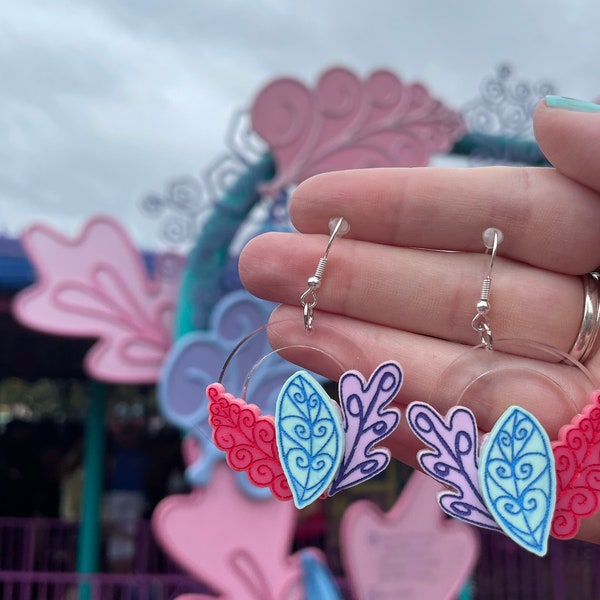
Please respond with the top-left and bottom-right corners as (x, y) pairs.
(275, 371), (344, 509)
(479, 406), (556, 556)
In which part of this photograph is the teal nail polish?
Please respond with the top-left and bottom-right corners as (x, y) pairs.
(545, 95), (600, 113)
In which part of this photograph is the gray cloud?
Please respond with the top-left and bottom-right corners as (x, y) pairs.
(1, 0), (599, 248)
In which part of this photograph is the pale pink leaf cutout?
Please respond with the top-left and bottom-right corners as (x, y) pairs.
(12, 215), (178, 384)
(153, 439), (306, 600)
(340, 470), (478, 600)
(251, 67), (466, 195)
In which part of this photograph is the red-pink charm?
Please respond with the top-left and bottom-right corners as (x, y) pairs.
(206, 383), (291, 501)
(552, 390), (600, 539)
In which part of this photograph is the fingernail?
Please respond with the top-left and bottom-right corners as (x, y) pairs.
(545, 95), (600, 113)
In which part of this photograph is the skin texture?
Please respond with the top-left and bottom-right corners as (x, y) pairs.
(238, 99), (600, 542)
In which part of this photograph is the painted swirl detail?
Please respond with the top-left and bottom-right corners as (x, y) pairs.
(552, 391), (600, 538)
(479, 406), (555, 556)
(329, 361), (402, 496)
(407, 402), (500, 531)
(206, 383), (291, 501)
(275, 371), (344, 509)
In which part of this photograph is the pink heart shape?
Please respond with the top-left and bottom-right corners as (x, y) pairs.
(341, 470), (479, 600)
(152, 463), (304, 600)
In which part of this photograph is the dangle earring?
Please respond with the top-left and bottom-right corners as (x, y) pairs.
(406, 228), (600, 556)
(205, 218), (403, 509)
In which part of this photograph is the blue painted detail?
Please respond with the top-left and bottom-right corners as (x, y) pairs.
(328, 361), (402, 496)
(275, 371), (344, 509)
(300, 550), (343, 600)
(479, 406), (556, 556)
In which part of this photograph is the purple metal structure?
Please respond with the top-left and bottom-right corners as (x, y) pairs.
(0, 518), (209, 599)
(1, 517), (600, 598)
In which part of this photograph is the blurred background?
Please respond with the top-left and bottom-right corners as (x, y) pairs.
(1, 3), (600, 598)
(1, 0), (599, 249)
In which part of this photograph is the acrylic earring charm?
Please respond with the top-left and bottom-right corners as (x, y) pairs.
(406, 228), (599, 556)
(275, 368), (345, 508)
(206, 218), (403, 508)
(206, 324), (403, 509)
(277, 359), (403, 508)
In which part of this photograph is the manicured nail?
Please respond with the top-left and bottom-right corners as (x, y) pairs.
(545, 95), (600, 113)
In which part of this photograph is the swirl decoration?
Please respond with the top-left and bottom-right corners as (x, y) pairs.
(552, 390), (600, 539)
(408, 401), (554, 554)
(205, 361), (402, 508)
(139, 112), (271, 250)
(275, 371), (345, 509)
(479, 406), (556, 557)
(328, 361), (402, 496)
(460, 63), (556, 165)
(407, 402), (500, 531)
(251, 67), (466, 197)
(206, 382), (292, 501)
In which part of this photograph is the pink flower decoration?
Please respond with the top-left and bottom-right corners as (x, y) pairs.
(251, 67), (466, 196)
(13, 215), (179, 384)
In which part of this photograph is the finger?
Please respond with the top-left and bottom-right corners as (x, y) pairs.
(240, 232), (583, 355)
(266, 306), (592, 441)
(577, 514), (600, 545)
(534, 96), (600, 193)
(288, 166), (600, 274)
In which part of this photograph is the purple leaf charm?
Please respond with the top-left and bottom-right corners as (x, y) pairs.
(406, 402), (501, 531)
(328, 361), (402, 496)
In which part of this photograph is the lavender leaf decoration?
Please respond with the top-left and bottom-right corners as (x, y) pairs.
(328, 361), (402, 496)
(406, 402), (501, 531)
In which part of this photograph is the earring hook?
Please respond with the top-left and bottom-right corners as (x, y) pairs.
(300, 217), (349, 332)
(472, 227), (503, 350)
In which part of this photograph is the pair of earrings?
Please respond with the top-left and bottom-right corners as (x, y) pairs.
(205, 218), (600, 557)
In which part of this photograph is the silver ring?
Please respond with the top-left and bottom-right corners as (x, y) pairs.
(569, 272), (600, 362)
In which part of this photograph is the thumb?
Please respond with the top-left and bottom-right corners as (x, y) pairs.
(534, 96), (600, 192)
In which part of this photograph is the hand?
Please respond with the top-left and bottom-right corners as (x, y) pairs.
(239, 97), (600, 542)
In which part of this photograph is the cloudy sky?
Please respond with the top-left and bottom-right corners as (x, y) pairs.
(1, 0), (599, 250)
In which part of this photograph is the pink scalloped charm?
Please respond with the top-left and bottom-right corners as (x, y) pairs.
(551, 390), (600, 539)
(251, 67), (466, 195)
(207, 383), (292, 501)
(12, 216), (178, 383)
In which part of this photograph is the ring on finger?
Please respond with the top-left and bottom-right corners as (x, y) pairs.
(569, 272), (600, 362)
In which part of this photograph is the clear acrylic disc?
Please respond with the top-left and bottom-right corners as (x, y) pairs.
(218, 317), (368, 410)
(429, 338), (598, 438)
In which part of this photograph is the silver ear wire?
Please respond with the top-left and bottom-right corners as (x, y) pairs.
(472, 227), (503, 350)
(300, 217), (349, 332)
